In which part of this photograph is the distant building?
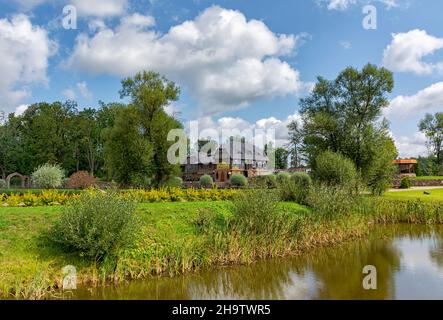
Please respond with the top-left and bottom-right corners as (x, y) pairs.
(393, 159), (418, 177)
(181, 140), (270, 182)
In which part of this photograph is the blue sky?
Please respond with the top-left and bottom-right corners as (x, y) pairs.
(1, 0), (442, 157)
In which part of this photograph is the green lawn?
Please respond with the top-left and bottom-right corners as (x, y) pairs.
(384, 188), (443, 201)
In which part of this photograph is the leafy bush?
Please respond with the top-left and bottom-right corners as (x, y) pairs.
(162, 176), (183, 188)
(400, 177), (412, 189)
(199, 174), (214, 188)
(0, 179), (6, 189)
(50, 190), (139, 261)
(31, 164), (64, 189)
(276, 172), (291, 185)
(229, 174), (248, 187)
(67, 171), (98, 189)
(249, 174), (277, 189)
(279, 173), (312, 204)
(312, 151), (359, 189)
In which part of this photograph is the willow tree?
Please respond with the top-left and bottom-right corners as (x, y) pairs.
(105, 71), (183, 187)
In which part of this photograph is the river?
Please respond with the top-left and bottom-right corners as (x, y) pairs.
(65, 224), (443, 300)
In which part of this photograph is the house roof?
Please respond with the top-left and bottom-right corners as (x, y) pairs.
(393, 159), (418, 164)
(187, 141), (269, 164)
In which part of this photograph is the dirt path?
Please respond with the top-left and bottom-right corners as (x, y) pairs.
(388, 186), (443, 192)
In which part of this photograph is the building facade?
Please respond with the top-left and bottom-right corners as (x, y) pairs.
(181, 141), (270, 183)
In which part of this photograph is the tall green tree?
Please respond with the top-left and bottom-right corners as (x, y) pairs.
(15, 101), (79, 174)
(419, 112), (443, 166)
(104, 105), (154, 186)
(105, 71), (183, 187)
(275, 148), (289, 170)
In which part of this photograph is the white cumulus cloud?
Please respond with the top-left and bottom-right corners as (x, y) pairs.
(393, 131), (428, 158)
(67, 6), (307, 115)
(0, 14), (56, 113)
(383, 29), (443, 75)
(385, 82), (443, 119)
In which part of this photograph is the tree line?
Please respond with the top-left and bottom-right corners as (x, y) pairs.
(0, 71), (182, 188)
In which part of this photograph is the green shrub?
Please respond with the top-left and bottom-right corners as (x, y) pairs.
(31, 164), (64, 189)
(199, 174), (214, 188)
(50, 190), (139, 261)
(280, 173), (312, 204)
(163, 176), (183, 188)
(400, 177), (412, 189)
(229, 174), (248, 187)
(249, 174), (277, 189)
(276, 172), (291, 185)
(0, 179), (6, 188)
(312, 151), (359, 189)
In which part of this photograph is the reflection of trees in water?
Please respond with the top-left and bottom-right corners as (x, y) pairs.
(187, 261), (299, 299)
(73, 225), (442, 300)
(426, 226), (443, 270)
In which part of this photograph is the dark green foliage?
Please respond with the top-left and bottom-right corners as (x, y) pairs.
(50, 190), (139, 261)
(419, 113), (443, 166)
(199, 174), (214, 188)
(249, 174), (277, 189)
(276, 172), (291, 185)
(299, 64), (397, 190)
(400, 177), (412, 189)
(275, 148), (289, 170)
(279, 173), (313, 204)
(312, 151), (359, 188)
(103, 105), (154, 187)
(367, 138), (398, 195)
(162, 176), (183, 188)
(229, 174), (248, 187)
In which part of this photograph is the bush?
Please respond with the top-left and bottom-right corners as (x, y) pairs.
(50, 190), (139, 261)
(0, 179), (6, 188)
(31, 164), (64, 189)
(67, 171), (98, 189)
(229, 174), (248, 187)
(276, 172), (291, 185)
(249, 174), (277, 189)
(400, 177), (412, 189)
(199, 174), (214, 188)
(279, 173), (312, 204)
(312, 151), (359, 189)
(162, 176), (183, 188)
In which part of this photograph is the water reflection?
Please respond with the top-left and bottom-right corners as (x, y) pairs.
(69, 225), (443, 300)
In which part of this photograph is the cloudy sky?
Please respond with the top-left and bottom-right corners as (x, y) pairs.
(0, 0), (442, 157)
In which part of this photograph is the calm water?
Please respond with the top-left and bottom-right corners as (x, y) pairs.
(66, 225), (443, 300)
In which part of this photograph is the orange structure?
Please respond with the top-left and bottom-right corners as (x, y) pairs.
(393, 159), (418, 177)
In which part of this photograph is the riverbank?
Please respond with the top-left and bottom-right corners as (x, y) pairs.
(1, 190), (443, 299)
